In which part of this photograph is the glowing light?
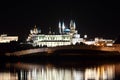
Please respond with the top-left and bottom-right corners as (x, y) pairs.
(0, 72), (18, 80)
(84, 35), (87, 38)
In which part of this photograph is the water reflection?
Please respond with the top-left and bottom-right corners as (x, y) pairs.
(0, 62), (117, 80)
(0, 72), (18, 80)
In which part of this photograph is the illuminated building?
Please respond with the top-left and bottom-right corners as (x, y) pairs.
(83, 37), (114, 46)
(0, 34), (18, 43)
(94, 37), (114, 46)
(26, 20), (115, 47)
(27, 20), (83, 47)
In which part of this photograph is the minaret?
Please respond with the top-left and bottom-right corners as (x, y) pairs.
(70, 20), (74, 29)
(62, 22), (65, 34)
(73, 22), (76, 29)
(58, 21), (62, 34)
(70, 20), (75, 33)
(48, 27), (51, 34)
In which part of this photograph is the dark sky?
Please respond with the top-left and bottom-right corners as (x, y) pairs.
(0, 0), (120, 40)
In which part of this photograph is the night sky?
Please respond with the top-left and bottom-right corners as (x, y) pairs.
(0, 0), (120, 41)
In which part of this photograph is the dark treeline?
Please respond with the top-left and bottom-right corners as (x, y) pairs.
(0, 41), (33, 55)
(115, 35), (120, 44)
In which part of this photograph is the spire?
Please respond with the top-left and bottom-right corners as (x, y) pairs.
(62, 22), (65, 33)
(73, 22), (76, 29)
(48, 27), (51, 34)
(34, 25), (37, 28)
(70, 20), (74, 28)
(34, 25), (38, 34)
(58, 21), (62, 34)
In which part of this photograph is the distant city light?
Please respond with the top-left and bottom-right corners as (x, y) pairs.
(84, 35), (87, 38)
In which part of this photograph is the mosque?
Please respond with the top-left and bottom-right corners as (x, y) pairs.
(26, 20), (84, 47)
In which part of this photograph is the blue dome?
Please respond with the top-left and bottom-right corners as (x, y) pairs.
(64, 29), (70, 32)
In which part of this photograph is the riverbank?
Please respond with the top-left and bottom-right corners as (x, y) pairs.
(1, 51), (120, 63)
(0, 42), (120, 62)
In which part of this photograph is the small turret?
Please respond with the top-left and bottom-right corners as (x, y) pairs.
(30, 25), (40, 35)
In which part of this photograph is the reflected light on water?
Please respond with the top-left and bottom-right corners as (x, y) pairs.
(0, 62), (116, 80)
(14, 63), (115, 80)
(0, 72), (18, 80)
(85, 65), (115, 80)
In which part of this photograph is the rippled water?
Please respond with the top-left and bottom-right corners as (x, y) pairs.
(0, 60), (120, 80)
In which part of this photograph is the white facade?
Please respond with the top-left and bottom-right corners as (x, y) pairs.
(0, 34), (18, 43)
(83, 37), (114, 46)
(32, 34), (71, 47)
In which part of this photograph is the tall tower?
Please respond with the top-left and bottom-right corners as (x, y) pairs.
(48, 27), (51, 34)
(62, 22), (65, 34)
(70, 20), (74, 28)
(70, 20), (76, 34)
(73, 22), (76, 29)
(58, 21), (62, 34)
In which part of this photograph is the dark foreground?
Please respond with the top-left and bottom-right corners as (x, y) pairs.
(1, 53), (120, 63)
(0, 46), (120, 64)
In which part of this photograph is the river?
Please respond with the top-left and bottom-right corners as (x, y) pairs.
(0, 59), (120, 80)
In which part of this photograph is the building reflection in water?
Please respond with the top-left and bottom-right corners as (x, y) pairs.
(85, 65), (115, 80)
(0, 63), (115, 80)
(0, 72), (18, 80)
